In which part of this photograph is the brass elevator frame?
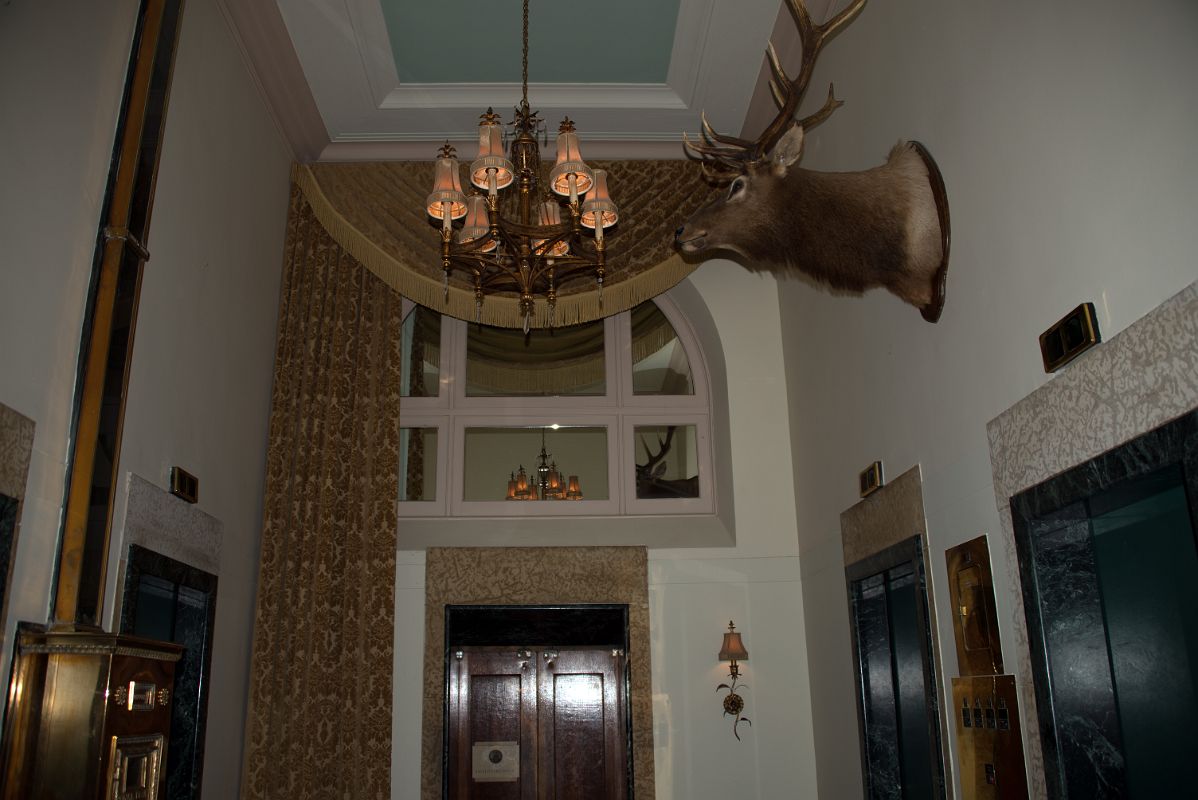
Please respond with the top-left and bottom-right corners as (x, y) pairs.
(53, 0), (185, 628)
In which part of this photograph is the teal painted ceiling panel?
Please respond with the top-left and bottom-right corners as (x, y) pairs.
(382, 0), (682, 85)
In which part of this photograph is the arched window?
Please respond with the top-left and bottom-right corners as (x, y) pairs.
(397, 293), (731, 548)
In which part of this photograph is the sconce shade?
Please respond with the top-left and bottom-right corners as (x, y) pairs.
(581, 169), (618, 229)
(426, 151), (468, 220)
(718, 621), (748, 662)
(549, 126), (594, 197)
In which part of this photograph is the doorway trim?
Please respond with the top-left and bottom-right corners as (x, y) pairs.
(421, 547), (654, 799)
(987, 280), (1198, 799)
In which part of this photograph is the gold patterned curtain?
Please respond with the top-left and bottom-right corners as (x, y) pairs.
(242, 185), (401, 798)
(293, 159), (716, 329)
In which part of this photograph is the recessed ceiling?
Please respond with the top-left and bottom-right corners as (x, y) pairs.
(383, 0), (681, 85)
(250, 0), (807, 160)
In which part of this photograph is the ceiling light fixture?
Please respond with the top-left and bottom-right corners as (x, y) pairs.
(425, 0), (619, 334)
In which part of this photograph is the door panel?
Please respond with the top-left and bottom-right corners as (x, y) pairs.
(538, 649), (626, 800)
(448, 647), (627, 799)
(448, 649), (538, 800)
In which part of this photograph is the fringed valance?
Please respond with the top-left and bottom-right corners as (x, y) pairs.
(293, 159), (717, 329)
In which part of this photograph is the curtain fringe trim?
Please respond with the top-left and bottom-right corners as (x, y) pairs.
(293, 164), (699, 329)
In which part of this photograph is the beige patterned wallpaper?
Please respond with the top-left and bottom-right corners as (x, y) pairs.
(422, 546), (654, 799)
(0, 401), (34, 501)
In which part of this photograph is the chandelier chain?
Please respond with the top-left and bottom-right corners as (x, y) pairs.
(521, 0), (529, 106)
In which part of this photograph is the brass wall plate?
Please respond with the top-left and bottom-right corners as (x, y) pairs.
(169, 466), (198, 504)
(945, 535), (1004, 675)
(1039, 302), (1100, 372)
(858, 461), (884, 498)
(952, 675), (1028, 800)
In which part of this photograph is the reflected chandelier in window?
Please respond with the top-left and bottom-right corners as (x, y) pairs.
(505, 428), (583, 501)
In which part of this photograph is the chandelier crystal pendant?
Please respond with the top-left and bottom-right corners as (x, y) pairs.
(424, 0), (619, 334)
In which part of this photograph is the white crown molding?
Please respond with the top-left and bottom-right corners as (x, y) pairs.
(380, 83), (688, 111)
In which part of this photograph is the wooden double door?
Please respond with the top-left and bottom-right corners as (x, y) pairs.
(447, 646), (629, 800)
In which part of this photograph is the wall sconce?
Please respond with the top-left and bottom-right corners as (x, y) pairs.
(718, 620), (751, 740)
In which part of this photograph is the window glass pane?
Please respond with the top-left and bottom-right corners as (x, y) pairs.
(466, 320), (605, 396)
(401, 306), (440, 397)
(633, 425), (699, 499)
(463, 426), (608, 501)
(400, 427), (438, 501)
(631, 302), (693, 395)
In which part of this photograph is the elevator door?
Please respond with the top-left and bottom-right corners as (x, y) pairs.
(846, 536), (947, 800)
(1017, 464), (1198, 797)
(448, 646), (628, 800)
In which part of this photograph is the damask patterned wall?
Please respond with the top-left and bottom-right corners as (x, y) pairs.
(987, 281), (1198, 799)
(0, 401), (34, 629)
(422, 547), (654, 799)
(0, 402), (34, 502)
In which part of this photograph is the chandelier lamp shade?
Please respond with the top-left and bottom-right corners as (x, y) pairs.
(423, 0), (620, 333)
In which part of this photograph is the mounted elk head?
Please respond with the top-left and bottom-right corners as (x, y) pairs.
(674, 0), (951, 322)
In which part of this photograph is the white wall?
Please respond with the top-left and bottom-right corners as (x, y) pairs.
(0, 0), (140, 670)
(392, 266), (819, 799)
(774, 0), (1198, 796)
(0, 2), (292, 797)
(109, 0), (293, 796)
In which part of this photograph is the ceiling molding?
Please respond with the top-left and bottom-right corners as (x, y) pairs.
(217, 0), (329, 161)
(378, 84), (689, 111)
(263, 0), (781, 159)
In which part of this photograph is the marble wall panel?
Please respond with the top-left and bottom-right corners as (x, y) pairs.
(421, 546), (653, 799)
(842, 466), (928, 566)
(1024, 516), (1126, 797)
(854, 576), (902, 800)
(987, 280), (1198, 799)
(121, 472), (222, 576)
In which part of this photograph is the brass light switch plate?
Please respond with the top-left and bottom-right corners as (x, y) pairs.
(1039, 302), (1100, 372)
(169, 466), (198, 504)
(952, 675), (1028, 799)
(858, 461), (883, 498)
(945, 535), (1004, 675)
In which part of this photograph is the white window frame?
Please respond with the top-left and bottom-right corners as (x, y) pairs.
(397, 294), (716, 523)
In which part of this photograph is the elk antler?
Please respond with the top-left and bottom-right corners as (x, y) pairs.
(637, 426), (677, 481)
(683, 0), (867, 179)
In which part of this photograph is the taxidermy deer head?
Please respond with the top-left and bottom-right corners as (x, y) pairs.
(674, 0), (951, 322)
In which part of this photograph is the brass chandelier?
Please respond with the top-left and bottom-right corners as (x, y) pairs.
(424, 0), (619, 333)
